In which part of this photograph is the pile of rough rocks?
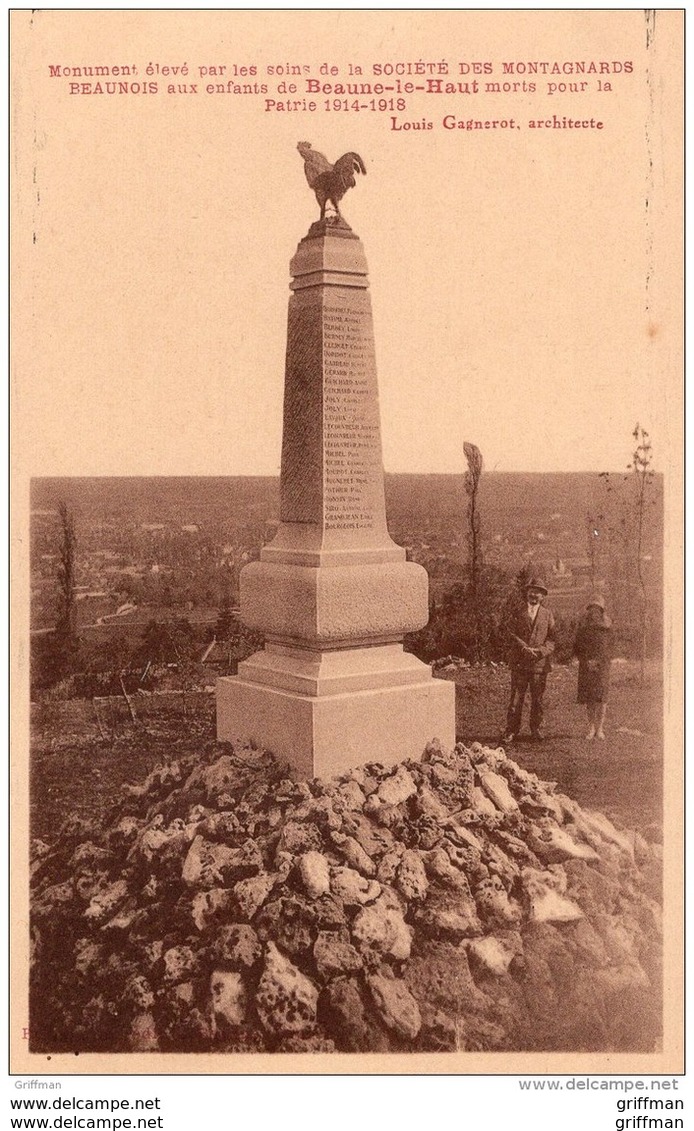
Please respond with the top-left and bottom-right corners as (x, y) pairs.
(30, 740), (662, 1054)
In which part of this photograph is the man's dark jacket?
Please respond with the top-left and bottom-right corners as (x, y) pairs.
(506, 604), (556, 675)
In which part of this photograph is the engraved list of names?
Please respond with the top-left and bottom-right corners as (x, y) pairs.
(322, 296), (384, 535)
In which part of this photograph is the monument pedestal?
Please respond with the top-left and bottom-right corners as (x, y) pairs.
(217, 644), (454, 779)
(217, 218), (455, 776)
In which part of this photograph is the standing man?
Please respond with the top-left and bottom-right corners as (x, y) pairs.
(502, 576), (555, 744)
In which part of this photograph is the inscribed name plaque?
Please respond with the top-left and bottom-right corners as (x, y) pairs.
(323, 302), (381, 537)
(217, 216), (455, 777)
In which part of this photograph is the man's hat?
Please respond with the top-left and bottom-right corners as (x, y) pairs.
(586, 593), (605, 610)
(525, 576), (548, 595)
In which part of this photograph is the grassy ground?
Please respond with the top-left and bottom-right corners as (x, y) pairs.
(30, 661), (663, 844)
(30, 692), (217, 843)
(448, 659), (663, 839)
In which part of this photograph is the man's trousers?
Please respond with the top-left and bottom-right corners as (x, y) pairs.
(505, 667), (548, 737)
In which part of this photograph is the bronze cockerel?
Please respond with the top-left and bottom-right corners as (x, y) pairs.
(297, 142), (366, 222)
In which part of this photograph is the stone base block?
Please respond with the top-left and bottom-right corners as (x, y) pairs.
(216, 669), (455, 780)
(239, 558), (429, 645)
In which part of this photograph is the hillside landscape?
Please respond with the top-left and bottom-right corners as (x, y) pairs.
(27, 471), (666, 1056)
(30, 472), (663, 682)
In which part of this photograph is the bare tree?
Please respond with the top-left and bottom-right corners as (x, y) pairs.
(598, 426), (655, 680)
(55, 501), (77, 636)
(465, 443), (486, 660)
(628, 424), (655, 681)
(463, 442), (484, 601)
(46, 501), (79, 684)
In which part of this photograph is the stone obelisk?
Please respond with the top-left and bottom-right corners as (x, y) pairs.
(217, 150), (455, 776)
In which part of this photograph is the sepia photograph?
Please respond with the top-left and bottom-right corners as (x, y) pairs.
(11, 9), (683, 1074)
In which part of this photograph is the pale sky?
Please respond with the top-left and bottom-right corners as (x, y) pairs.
(14, 10), (680, 480)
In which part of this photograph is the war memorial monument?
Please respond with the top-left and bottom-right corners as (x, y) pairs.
(217, 144), (456, 776)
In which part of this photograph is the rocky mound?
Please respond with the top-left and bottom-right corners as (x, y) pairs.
(30, 740), (662, 1054)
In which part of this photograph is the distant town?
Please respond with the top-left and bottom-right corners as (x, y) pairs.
(30, 472), (663, 695)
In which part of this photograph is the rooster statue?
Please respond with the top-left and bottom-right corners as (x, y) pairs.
(297, 142), (366, 223)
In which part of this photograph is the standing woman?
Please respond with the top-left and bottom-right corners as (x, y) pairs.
(574, 595), (613, 740)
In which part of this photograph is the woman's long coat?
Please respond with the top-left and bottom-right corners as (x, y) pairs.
(573, 621), (612, 703)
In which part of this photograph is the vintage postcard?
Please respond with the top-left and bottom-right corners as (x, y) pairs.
(11, 10), (683, 1075)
